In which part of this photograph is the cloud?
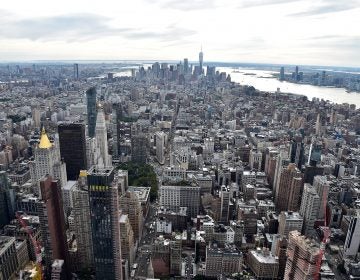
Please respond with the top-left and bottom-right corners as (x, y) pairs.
(151, 0), (216, 11)
(0, 12), (196, 43)
(238, 0), (301, 8)
(289, 0), (360, 16)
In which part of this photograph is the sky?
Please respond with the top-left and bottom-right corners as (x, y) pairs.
(0, 0), (359, 66)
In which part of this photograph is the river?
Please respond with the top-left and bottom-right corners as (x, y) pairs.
(219, 67), (360, 108)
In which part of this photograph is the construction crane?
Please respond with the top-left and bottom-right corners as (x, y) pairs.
(314, 187), (330, 280)
(16, 212), (43, 280)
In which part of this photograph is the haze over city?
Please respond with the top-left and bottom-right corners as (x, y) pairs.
(1, 0), (360, 66)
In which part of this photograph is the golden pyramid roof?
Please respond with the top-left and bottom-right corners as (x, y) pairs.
(38, 128), (52, 149)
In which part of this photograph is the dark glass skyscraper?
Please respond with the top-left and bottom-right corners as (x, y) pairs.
(86, 87), (97, 138)
(58, 122), (87, 180)
(88, 167), (122, 280)
(0, 171), (14, 229)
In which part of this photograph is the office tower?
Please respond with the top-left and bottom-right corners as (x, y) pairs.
(220, 185), (230, 224)
(205, 244), (243, 277)
(86, 87), (97, 138)
(160, 185), (201, 218)
(155, 131), (166, 165)
(73, 63), (79, 79)
(278, 211), (303, 237)
(72, 171), (93, 269)
(299, 184), (320, 236)
(120, 190), (144, 241)
(0, 172), (15, 229)
(88, 166), (122, 280)
(86, 137), (102, 168)
(280, 67), (285, 81)
(183, 58), (189, 73)
(290, 137), (304, 170)
(275, 164), (304, 212)
(58, 123), (87, 180)
(247, 248), (279, 279)
(95, 107), (110, 166)
(344, 211), (360, 257)
(30, 128), (67, 192)
(308, 142), (322, 167)
(119, 214), (135, 268)
(0, 236), (19, 280)
(199, 47), (204, 75)
(284, 231), (321, 280)
(37, 176), (70, 278)
(131, 133), (148, 164)
(313, 176), (329, 220)
(31, 105), (41, 128)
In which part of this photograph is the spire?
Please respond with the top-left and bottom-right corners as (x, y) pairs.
(38, 127), (52, 149)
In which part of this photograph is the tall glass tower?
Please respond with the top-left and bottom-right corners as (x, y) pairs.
(88, 166), (122, 280)
(86, 87), (97, 138)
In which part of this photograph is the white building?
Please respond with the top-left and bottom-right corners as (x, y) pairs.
(344, 211), (360, 257)
(156, 218), (172, 234)
(156, 131), (166, 165)
(95, 107), (111, 166)
(299, 184), (320, 236)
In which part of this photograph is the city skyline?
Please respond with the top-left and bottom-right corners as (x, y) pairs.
(1, 0), (359, 67)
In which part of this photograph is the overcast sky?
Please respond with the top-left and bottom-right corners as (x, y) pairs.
(0, 0), (359, 66)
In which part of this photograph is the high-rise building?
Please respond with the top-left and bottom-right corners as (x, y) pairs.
(58, 123), (87, 180)
(160, 185), (200, 218)
(120, 190), (144, 241)
(74, 63), (79, 80)
(155, 131), (166, 165)
(71, 171), (93, 270)
(299, 184), (320, 236)
(86, 87), (97, 138)
(284, 231), (321, 280)
(313, 175), (329, 220)
(95, 107), (110, 166)
(88, 166), (122, 280)
(0, 236), (18, 280)
(199, 47), (204, 75)
(31, 105), (41, 128)
(119, 214), (135, 269)
(183, 58), (189, 73)
(0, 172), (15, 229)
(278, 211), (303, 237)
(280, 67), (285, 81)
(131, 133), (148, 164)
(170, 236), (182, 275)
(275, 164), (304, 212)
(271, 235), (288, 279)
(344, 211), (360, 257)
(220, 185), (230, 224)
(30, 128), (67, 192)
(37, 176), (70, 278)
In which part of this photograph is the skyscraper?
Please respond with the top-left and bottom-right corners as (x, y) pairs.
(220, 185), (230, 224)
(37, 176), (70, 279)
(58, 123), (87, 180)
(30, 128), (67, 192)
(95, 107), (110, 166)
(0, 171), (14, 229)
(313, 175), (329, 220)
(74, 63), (79, 80)
(275, 164), (304, 212)
(88, 166), (122, 280)
(284, 231), (321, 280)
(199, 47), (204, 75)
(299, 183), (320, 236)
(155, 131), (166, 165)
(280, 67), (285, 81)
(183, 58), (189, 74)
(72, 171), (94, 270)
(344, 211), (360, 257)
(86, 87), (97, 138)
